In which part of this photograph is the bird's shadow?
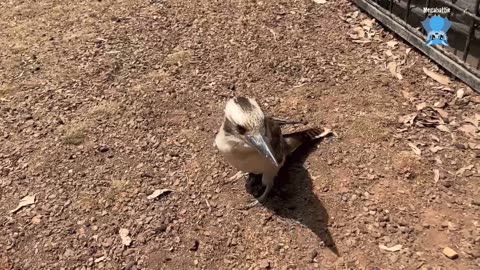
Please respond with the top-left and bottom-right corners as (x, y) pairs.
(246, 140), (339, 256)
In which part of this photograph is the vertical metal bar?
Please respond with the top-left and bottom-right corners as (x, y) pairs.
(405, 0), (412, 22)
(462, 0), (480, 62)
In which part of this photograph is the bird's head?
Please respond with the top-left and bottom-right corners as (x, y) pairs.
(223, 96), (279, 167)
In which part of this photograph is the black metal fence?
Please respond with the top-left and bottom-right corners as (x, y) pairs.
(351, 0), (480, 92)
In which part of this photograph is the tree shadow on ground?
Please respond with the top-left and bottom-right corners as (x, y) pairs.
(246, 140), (339, 256)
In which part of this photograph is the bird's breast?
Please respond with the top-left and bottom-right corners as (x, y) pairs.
(215, 132), (281, 174)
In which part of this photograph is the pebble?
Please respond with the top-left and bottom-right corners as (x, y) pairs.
(442, 247), (458, 259)
(258, 260), (271, 269)
(98, 144), (110, 152)
(308, 250), (318, 263)
(190, 240), (200, 251)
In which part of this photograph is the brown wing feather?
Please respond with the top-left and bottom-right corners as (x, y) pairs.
(265, 117), (286, 165)
(283, 128), (324, 154)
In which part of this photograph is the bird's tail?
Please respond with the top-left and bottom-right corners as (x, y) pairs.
(283, 128), (331, 154)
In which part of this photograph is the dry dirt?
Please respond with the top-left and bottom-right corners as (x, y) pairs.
(1, 0), (479, 269)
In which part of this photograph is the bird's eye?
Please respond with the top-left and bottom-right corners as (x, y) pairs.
(439, 35), (443, 40)
(431, 35), (435, 39)
(236, 125), (247, 135)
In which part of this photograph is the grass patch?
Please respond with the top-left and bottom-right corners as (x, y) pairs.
(62, 124), (86, 145)
(88, 101), (119, 118)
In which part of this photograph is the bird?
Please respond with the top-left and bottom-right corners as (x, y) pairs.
(214, 96), (331, 208)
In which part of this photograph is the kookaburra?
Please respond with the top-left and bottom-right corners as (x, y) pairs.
(214, 96), (329, 208)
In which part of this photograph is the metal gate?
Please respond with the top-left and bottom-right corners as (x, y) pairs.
(351, 0), (480, 92)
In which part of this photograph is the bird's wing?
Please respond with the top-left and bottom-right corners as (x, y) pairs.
(265, 117), (287, 165)
(283, 128), (325, 154)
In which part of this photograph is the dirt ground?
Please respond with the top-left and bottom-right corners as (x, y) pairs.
(1, 0), (479, 269)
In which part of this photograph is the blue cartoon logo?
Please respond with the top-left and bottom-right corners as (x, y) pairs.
(421, 15), (451, 46)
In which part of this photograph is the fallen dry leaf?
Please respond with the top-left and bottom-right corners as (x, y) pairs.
(458, 124), (477, 137)
(416, 102), (427, 111)
(361, 18), (375, 29)
(401, 91), (415, 102)
(429, 146), (444, 153)
(386, 40), (398, 48)
(95, 256), (106, 263)
(470, 96), (480, 103)
(456, 88), (465, 99)
(10, 194), (36, 213)
(423, 67), (450, 85)
(436, 125), (451, 133)
(433, 100), (446, 108)
(456, 165), (474, 176)
(379, 244), (402, 252)
(387, 61), (403, 80)
(463, 116), (478, 128)
(398, 113), (417, 125)
(433, 169), (440, 184)
(31, 215), (42, 224)
(313, 0), (327, 4)
(408, 143), (421, 156)
(119, 228), (132, 246)
(384, 50), (393, 57)
(434, 108), (448, 119)
(405, 48), (412, 55)
(430, 134), (440, 142)
(468, 142), (480, 149)
(147, 189), (173, 200)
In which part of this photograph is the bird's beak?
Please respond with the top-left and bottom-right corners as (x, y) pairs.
(246, 134), (279, 168)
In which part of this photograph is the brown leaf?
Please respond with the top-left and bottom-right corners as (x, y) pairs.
(463, 116), (478, 128)
(384, 50), (393, 57)
(147, 189), (173, 200)
(398, 113), (417, 125)
(435, 156), (443, 165)
(416, 102), (427, 111)
(456, 88), (465, 99)
(433, 100), (446, 108)
(468, 142), (480, 149)
(458, 124), (477, 137)
(433, 169), (440, 183)
(430, 134), (440, 142)
(456, 165), (474, 176)
(423, 67), (451, 85)
(434, 108), (448, 119)
(429, 146), (444, 153)
(361, 19), (375, 29)
(10, 195), (36, 213)
(31, 215), (42, 224)
(405, 48), (412, 55)
(408, 143), (421, 156)
(379, 244), (402, 252)
(386, 40), (398, 48)
(119, 228), (132, 246)
(436, 125), (451, 133)
(401, 91), (415, 102)
(470, 96), (480, 104)
(387, 62), (403, 80)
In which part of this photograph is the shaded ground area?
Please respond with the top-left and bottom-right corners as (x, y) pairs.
(0, 0), (479, 269)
